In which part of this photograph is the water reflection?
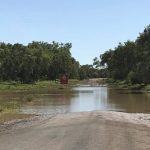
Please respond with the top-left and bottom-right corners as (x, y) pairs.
(107, 89), (150, 113)
(1, 86), (150, 115)
(70, 87), (108, 112)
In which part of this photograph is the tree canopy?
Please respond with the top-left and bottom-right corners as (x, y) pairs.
(99, 25), (150, 84)
(0, 41), (79, 83)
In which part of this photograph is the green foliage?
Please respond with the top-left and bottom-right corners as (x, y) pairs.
(0, 101), (20, 115)
(100, 25), (150, 84)
(93, 57), (100, 68)
(129, 84), (145, 90)
(144, 85), (150, 91)
(127, 71), (139, 84)
(79, 65), (97, 80)
(79, 64), (108, 80)
(0, 80), (79, 91)
(0, 41), (80, 83)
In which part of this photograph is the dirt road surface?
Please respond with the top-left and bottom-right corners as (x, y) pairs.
(0, 111), (150, 150)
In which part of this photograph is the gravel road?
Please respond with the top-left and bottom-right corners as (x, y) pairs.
(0, 111), (150, 150)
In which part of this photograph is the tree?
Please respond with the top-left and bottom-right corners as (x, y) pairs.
(99, 25), (150, 84)
(0, 41), (80, 83)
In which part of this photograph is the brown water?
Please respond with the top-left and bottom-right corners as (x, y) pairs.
(1, 86), (150, 116)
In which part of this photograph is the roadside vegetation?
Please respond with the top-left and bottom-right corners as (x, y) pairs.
(0, 41), (106, 84)
(106, 78), (146, 90)
(0, 79), (79, 122)
(1, 25), (150, 122)
(0, 101), (20, 114)
(0, 41), (94, 122)
(94, 25), (150, 90)
(0, 101), (20, 123)
(0, 42), (80, 83)
(0, 79), (79, 91)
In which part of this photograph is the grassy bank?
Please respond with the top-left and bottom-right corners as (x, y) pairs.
(0, 101), (20, 114)
(0, 98), (39, 123)
(0, 79), (79, 91)
(106, 78), (150, 91)
(0, 79), (79, 123)
(0, 101), (20, 123)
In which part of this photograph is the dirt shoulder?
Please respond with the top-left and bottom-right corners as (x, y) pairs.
(0, 111), (150, 150)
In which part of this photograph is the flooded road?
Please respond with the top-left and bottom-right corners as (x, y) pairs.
(1, 86), (150, 116)
(1, 87), (150, 150)
(21, 86), (150, 115)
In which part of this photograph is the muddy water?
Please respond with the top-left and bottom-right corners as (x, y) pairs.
(1, 87), (150, 116)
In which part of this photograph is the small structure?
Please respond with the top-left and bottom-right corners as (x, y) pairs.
(59, 73), (69, 88)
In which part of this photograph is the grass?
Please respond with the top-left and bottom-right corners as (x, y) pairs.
(0, 79), (79, 123)
(144, 85), (150, 91)
(0, 80), (51, 91)
(0, 79), (79, 91)
(0, 101), (21, 122)
(0, 95), (40, 123)
(106, 78), (148, 91)
(0, 101), (20, 114)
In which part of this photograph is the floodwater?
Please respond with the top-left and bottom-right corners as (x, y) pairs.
(1, 86), (150, 116)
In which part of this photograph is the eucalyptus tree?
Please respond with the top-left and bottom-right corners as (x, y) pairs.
(0, 41), (80, 83)
(99, 25), (150, 84)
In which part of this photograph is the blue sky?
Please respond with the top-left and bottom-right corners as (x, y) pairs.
(1, 0), (150, 65)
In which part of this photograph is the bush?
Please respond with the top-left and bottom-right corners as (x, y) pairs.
(144, 85), (150, 91)
(130, 84), (145, 90)
(127, 71), (141, 84)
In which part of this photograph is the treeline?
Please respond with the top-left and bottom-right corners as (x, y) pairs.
(99, 25), (150, 84)
(0, 41), (107, 83)
(79, 65), (107, 80)
(0, 41), (80, 83)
